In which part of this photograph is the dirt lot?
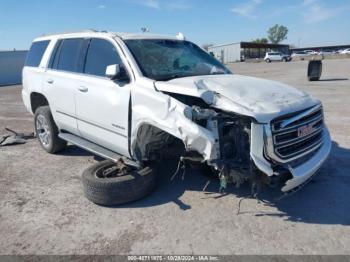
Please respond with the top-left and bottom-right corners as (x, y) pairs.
(0, 59), (349, 255)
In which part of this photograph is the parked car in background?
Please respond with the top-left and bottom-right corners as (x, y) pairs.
(340, 48), (350, 54)
(264, 52), (291, 62)
(304, 50), (318, 55)
(291, 51), (308, 58)
(318, 50), (335, 55)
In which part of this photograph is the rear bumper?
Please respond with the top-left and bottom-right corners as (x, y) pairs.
(21, 88), (33, 115)
(281, 127), (331, 192)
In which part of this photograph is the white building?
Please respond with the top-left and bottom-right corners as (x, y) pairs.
(208, 42), (290, 64)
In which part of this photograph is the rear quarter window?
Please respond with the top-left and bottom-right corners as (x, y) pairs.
(25, 40), (50, 67)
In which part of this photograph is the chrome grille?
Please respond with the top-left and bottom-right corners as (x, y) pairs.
(270, 104), (324, 162)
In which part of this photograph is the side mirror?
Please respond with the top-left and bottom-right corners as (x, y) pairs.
(105, 64), (120, 79)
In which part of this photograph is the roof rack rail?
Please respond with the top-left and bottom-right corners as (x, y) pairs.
(41, 29), (102, 37)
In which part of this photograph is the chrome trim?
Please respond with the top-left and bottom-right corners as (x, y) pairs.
(278, 104), (322, 129)
(265, 104), (325, 163)
(275, 136), (323, 159)
(272, 113), (323, 133)
(273, 125), (323, 147)
(264, 124), (324, 163)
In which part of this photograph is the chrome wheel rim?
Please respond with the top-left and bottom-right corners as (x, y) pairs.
(36, 115), (51, 147)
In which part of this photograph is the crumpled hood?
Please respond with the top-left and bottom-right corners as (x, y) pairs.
(155, 74), (319, 123)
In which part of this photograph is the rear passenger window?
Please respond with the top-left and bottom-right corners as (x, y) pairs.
(84, 39), (123, 77)
(25, 40), (50, 67)
(56, 38), (84, 72)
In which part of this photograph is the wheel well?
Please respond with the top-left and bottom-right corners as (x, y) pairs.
(133, 124), (185, 161)
(30, 92), (49, 113)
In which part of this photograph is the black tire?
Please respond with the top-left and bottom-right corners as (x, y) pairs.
(34, 106), (67, 153)
(282, 57), (287, 62)
(308, 76), (320, 81)
(266, 59), (271, 63)
(82, 160), (156, 206)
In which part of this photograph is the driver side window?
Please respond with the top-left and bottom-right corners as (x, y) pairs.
(84, 38), (123, 77)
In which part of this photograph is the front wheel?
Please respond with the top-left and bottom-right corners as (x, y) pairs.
(34, 106), (67, 153)
(266, 59), (271, 63)
(82, 160), (156, 206)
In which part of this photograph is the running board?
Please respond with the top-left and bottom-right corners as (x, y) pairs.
(58, 133), (140, 168)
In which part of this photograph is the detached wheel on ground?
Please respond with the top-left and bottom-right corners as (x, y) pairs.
(34, 106), (67, 153)
(82, 160), (156, 206)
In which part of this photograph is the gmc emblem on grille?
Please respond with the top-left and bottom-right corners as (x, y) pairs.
(297, 124), (315, 137)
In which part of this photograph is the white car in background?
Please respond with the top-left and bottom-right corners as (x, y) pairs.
(264, 52), (291, 62)
(340, 48), (350, 54)
(304, 50), (317, 55)
(318, 50), (335, 55)
(291, 51), (308, 58)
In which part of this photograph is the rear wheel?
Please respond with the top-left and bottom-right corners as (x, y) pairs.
(282, 57), (287, 62)
(34, 106), (66, 153)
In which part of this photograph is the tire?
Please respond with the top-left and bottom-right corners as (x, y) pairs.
(308, 76), (320, 81)
(282, 57), (287, 62)
(34, 106), (67, 153)
(82, 160), (156, 206)
(266, 59), (271, 63)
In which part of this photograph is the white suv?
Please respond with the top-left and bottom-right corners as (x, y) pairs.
(22, 30), (331, 200)
(264, 52), (291, 62)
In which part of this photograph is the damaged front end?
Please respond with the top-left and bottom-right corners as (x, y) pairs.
(131, 76), (331, 195)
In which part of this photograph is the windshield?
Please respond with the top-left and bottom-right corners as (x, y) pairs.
(124, 39), (231, 81)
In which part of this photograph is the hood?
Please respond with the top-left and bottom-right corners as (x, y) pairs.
(155, 74), (319, 123)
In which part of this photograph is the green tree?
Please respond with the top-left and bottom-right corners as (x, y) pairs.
(267, 24), (288, 44)
(251, 38), (268, 44)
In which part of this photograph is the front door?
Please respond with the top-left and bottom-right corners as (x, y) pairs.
(75, 38), (131, 157)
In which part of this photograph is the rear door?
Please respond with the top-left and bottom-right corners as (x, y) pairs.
(45, 38), (86, 135)
(75, 38), (131, 157)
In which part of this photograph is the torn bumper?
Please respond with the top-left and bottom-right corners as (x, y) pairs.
(281, 128), (331, 192)
(250, 123), (331, 192)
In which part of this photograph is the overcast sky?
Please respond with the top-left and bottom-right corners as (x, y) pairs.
(1, 0), (350, 50)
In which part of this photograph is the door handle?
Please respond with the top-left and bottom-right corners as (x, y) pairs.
(46, 79), (54, 84)
(78, 86), (88, 92)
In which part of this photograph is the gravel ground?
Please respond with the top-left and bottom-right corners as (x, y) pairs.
(0, 59), (349, 255)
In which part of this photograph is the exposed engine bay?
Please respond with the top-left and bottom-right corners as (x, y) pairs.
(134, 92), (270, 194)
